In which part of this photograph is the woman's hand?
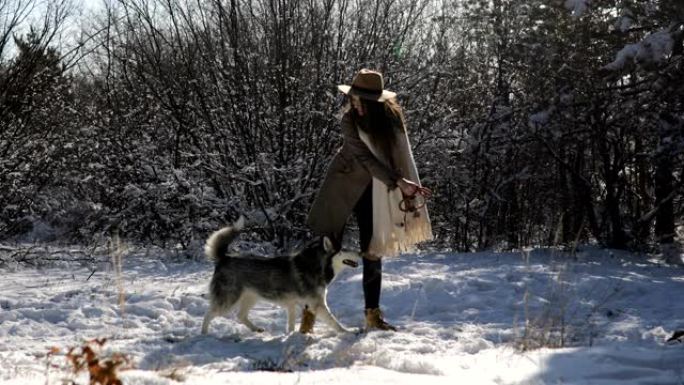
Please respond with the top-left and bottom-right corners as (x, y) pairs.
(397, 178), (432, 198)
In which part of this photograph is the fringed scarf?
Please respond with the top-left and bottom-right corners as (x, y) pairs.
(358, 126), (433, 257)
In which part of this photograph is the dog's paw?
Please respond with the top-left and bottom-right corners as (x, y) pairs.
(299, 307), (316, 334)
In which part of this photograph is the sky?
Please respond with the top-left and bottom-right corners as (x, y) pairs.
(81, 0), (102, 12)
(0, 0), (101, 60)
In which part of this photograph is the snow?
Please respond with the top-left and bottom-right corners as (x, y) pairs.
(605, 30), (674, 71)
(529, 109), (553, 126)
(1, 245), (683, 384)
(615, 12), (634, 33)
(564, 0), (589, 18)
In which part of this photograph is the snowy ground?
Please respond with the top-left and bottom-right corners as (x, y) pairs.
(1, 244), (683, 385)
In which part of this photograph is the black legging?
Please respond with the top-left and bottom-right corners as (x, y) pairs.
(353, 183), (382, 310)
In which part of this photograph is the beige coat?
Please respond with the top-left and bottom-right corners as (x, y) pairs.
(307, 111), (401, 236)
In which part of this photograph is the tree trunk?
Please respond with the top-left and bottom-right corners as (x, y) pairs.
(654, 117), (675, 244)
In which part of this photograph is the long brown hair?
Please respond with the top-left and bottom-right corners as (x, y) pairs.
(346, 97), (405, 164)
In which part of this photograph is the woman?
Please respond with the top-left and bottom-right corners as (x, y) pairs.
(307, 69), (433, 331)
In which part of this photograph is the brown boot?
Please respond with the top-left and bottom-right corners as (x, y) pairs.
(299, 305), (316, 334)
(365, 308), (397, 331)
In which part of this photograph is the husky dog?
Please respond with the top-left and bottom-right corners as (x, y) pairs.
(201, 218), (361, 335)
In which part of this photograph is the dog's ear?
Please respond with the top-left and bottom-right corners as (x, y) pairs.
(322, 236), (335, 253)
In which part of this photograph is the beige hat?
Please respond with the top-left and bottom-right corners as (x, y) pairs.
(337, 68), (396, 102)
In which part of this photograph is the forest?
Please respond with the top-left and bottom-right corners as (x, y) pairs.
(2, 2), (684, 384)
(1, 0), (682, 256)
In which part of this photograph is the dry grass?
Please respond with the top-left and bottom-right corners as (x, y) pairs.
(109, 232), (128, 326)
(46, 338), (131, 385)
(515, 247), (623, 351)
(516, 249), (573, 351)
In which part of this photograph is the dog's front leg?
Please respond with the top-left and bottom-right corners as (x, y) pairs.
(286, 302), (296, 333)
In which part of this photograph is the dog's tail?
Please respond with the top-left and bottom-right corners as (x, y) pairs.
(205, 216), (245, 263)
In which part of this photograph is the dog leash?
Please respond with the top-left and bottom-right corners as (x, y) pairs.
(399, 194), (426, 212)
(399, 193), (427, 225)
